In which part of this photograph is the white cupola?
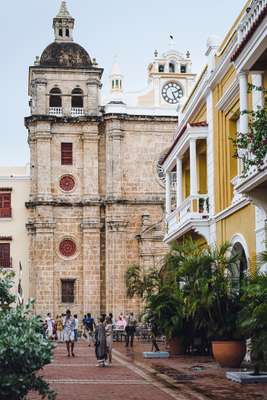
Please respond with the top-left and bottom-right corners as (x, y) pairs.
(109, 56), (124, 101)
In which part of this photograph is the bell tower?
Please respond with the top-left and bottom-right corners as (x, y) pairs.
(25, 1), (103, 317)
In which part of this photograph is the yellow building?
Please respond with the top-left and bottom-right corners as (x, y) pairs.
(163, 0), (267, 278)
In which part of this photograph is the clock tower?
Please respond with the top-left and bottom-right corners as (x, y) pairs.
(148, 47), (196, 109)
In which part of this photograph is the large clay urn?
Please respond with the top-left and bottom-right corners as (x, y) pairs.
(212, 340), (246, 368)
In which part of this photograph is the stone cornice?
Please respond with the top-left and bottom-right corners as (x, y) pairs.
(25, 114), (103, 128)
(26, 197), (165, 208)
(103, 113), (177, 123)
(26, 221), (56, 233)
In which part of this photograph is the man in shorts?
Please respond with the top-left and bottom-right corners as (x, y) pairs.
(63, 309), (76, 357)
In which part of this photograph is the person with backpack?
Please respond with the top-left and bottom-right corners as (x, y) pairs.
(85, 313), (95, 347)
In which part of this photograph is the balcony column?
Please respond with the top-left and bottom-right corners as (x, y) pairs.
(176, 156), (183, 208)
(251, 72), (264, 111)
(190, 139), (197, 196)
(239, 72), (248, 134)
(165, 171), (171, 215)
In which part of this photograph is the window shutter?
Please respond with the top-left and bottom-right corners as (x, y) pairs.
(0, 193), (11, 218)
(0, 243), (11, 268)
(61, 280), (75, 303)
(61, 143), (73, 165)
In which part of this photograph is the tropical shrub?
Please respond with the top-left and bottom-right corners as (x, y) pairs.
(0, 270), (56, 400)
(144, 285), (186, 340)
(125, 264), (161, 300)
(239, 272), (267, 375)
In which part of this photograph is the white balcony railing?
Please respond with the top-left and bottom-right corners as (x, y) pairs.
(166, 194), (209, 237)
(237, 0), (267, 43)
(49, 107), (63, 116)
(236, 154), (267, 188)
(71, 107), (84, 117)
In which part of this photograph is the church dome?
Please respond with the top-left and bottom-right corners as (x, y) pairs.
(40, 42), (92, 69)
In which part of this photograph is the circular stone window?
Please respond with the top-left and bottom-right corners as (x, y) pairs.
(59, 175), (75, 192)
(59, 239), (77, 258)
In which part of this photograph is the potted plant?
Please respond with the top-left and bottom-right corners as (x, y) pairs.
(206, 244), (246, 368)
(173, 242), (246, 367)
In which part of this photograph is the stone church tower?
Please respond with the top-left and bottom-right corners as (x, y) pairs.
(25, 2), (194, 318)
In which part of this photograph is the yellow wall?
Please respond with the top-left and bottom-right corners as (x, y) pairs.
(182, 152), (190, 199)
(213, 69), (241, 214)
(216, 205), (256, 266)
(189, 102), (207, 123)
(197, 139), (207, 194)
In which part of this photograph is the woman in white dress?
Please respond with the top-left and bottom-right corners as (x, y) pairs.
(105, 316), (113, 365)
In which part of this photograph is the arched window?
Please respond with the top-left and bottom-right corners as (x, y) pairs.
(71, 88), (83, 108)
(66, 28), (70, 37)
(159, 64), (165, 73)
(49, 87), (62, 108)
(59, 28), (63, 37)
(169, 62), (175, 73)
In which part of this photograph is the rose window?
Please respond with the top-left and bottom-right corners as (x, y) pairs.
(59, 239), (77, 257)
(59, 175), (75, 192)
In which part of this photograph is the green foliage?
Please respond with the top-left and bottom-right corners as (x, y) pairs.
(0, 270), (56, 400)
(145, 285), (185, 340)
(126, 240), (243, 344)
(258, 249), (267, 266)
(125, 264), (161, 299)
(239, 273), (267, 374)
(0, 270), (16, 309)
(164, 241), (242, 340)
(233, 85), (267, 176)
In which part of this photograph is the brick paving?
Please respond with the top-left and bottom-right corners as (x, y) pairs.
(28, 340), (267, 400)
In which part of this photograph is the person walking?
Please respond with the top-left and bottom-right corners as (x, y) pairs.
(85, 313), (95, 347)
(63, 309), (76, 357)
(95, 316), (107, 367)
(125, 312), (137, 349)
(105, 316), (113, 365)
(55, 314), (64, 342)
(74, 314), (79, 342)
(45, 313), (53, 340)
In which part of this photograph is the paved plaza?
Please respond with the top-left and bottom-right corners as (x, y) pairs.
(28, 341), (267, 400)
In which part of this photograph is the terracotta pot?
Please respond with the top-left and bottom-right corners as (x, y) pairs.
(168, 337), (185, 355)
(212, 340), (246, 368)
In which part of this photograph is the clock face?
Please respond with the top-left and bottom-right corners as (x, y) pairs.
(162, 82), (183, 104)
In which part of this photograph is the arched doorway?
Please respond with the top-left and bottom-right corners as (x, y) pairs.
(231, 241), (248, 291)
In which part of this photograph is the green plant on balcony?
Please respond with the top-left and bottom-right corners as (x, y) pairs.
(233, 84), (267, 176)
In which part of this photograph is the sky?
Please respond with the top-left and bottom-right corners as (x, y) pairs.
(0, 0), (246, 166)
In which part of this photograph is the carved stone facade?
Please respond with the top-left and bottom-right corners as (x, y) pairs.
(24, 2), (185, 318)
